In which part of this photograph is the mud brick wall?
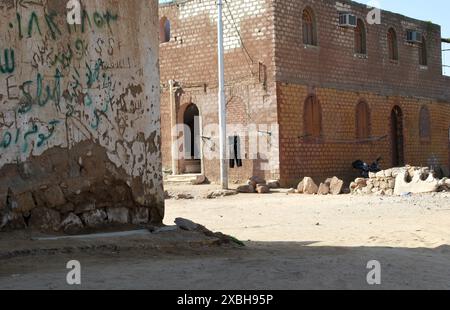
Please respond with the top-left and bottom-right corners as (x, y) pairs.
(0, 0), (164, 232)
(159, 0), (450, 186)
(159, 0), (280, 183)
(273, 0), (450, 101)
(274, 0), (450, 186)
(277, 83), (450, 187)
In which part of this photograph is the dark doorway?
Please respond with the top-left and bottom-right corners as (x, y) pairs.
(391, 106), (404, 167)
(183, 104), (201, 174)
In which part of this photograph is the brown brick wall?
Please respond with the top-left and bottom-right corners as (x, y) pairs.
(159, 0), (450, 186)
(159, 0), (280, 183)
(273, 0), (450, 102)
(277, 82), (450, 187)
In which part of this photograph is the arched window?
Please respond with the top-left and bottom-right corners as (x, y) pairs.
(304, 95), (322, 138)
(419, 36), (427, 66)
(354, 19), (366, 54)
(159, 17), (171, 43)
(419, 106), (431, 140)
(387, 28), (398, 61)
(356, 101), (371, 139)
(302, 8), (317, 46)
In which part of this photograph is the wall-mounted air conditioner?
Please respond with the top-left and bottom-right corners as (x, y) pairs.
(407, 30), (422, 43)
(339, 13), (357, 28)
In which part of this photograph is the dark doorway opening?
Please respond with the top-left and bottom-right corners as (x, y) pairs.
(391, 106), (404, 167)
(183, 104), (201, 174)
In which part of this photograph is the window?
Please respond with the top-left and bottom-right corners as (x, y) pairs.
(302, 8), (317, 46)
(356, 101), (371, 139)
(304, 95), (322, 138)
(419, 106), (431, 140)
(354, 19), (366, 54)
(159, 17), (171, 43)
(387, 28), (398, 61)
(419, 36), (427, 66)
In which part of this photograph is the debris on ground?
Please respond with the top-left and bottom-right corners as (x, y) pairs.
(165, 191), (195, 200)
(237, 177), (279, 194)
(297, 176), (344, 195)
(351, 166), (449, 196)
(206, 189), (238, 199)
(174, 218), (245, 246)
(297, 177), (318, 194)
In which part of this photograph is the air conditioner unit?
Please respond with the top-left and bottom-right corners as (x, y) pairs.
(339, 13), (357, 28)
(407, 30), (422, 43)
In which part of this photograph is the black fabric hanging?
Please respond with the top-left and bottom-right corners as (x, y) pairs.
(229, 136), (243, 168)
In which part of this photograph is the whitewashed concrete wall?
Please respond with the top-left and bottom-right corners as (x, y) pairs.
(0, 0), (164, 231)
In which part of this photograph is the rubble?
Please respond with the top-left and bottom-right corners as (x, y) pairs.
(267, 180), (281, 189)
(297, 177), (319, 194)
(237, 184), (256, 194)
(174, 218), (245, 246)
(60, 213), (84, 235)
(295, 176), (345, 195)
(175, 218), (199, 231)
(81, 209), (108, 228)
(256, 184), (270, 194)
(29, 208), (61, 232)
(351, 166), (449, 196)
(317, 183), (330, 195)
(329, 177), (344, 195)
(394, 170), (440, 195)
(206, 190), (238, 199)
(238, 177), (278, 194)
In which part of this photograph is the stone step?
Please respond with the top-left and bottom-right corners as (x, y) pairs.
(165, 174), (206, 185)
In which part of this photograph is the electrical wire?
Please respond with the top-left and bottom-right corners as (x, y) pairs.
(223, 0), (256, 76)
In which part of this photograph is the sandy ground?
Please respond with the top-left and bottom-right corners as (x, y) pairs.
(1, 186), (450, 290)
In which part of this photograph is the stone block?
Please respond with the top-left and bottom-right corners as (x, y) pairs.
(107, 207), (130, 224)
(30, 207), (61, 232)
(130, 207), (149, 225)
(60, 213), (84, 235)
(330, 177), (344, 195)
(81, 209), (108, 228)
(43, 186), (66, 208)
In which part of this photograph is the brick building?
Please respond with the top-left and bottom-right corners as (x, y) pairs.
(159, 0), (450, 187)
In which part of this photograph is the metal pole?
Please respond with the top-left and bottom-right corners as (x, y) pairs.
(169, 80), (179, 175)
(217, 0), (228, 189)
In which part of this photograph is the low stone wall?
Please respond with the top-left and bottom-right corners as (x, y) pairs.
(0, 142), (156, 234)
(351, 166), (450, 196)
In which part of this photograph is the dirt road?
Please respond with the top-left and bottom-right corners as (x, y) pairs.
(1, 188), (450, 289)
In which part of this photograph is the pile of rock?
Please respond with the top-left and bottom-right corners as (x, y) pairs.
(237, 177), (280, 194)
(350, 168), (399, 196)
(295, 176), (344, 195)
(351, 166), (450, 196)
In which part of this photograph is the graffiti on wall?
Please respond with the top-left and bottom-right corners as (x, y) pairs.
(0, 1), (159, 181)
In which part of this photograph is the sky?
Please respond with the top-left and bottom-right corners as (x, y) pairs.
(159, 0), (450, 74)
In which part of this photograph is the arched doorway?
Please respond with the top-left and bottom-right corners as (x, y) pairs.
(391, 106), (404, 167)
(183, 104), (201, 174)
